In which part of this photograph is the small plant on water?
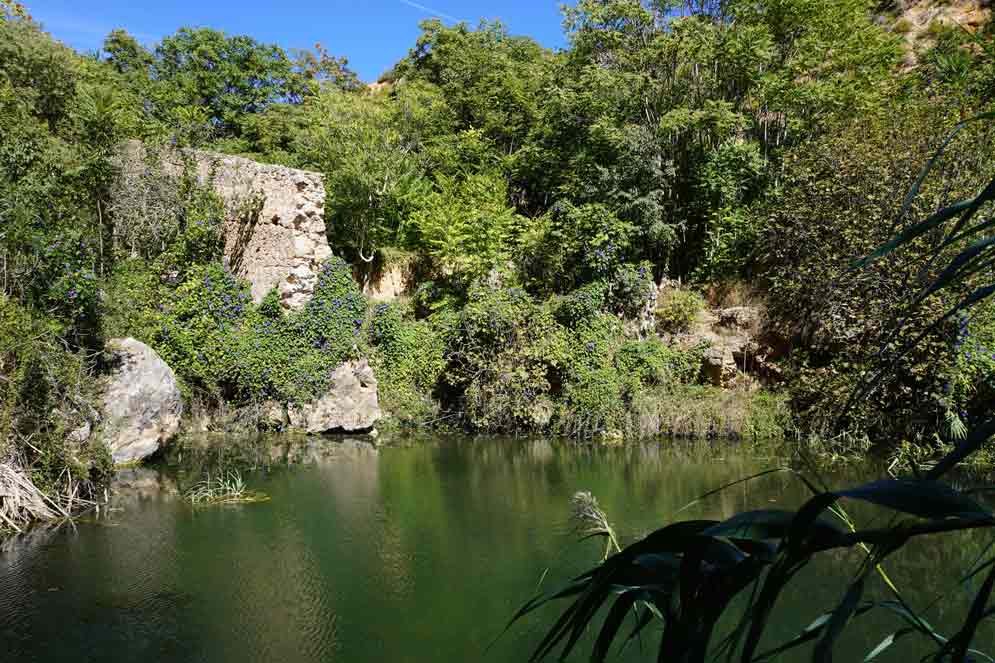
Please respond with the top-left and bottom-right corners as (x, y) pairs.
(184, 469), (269, 506)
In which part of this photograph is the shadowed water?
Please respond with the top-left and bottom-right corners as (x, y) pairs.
(1, 435), (993, 662)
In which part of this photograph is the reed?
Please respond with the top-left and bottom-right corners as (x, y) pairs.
(184, 469), (269, 506)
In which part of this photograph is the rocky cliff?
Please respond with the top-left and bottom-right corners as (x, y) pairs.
(116, 141), (332, 310)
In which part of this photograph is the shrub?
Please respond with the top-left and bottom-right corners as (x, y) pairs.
(515, 202), (637, 295)
(148, 263), (248, 399)
(655, 289), (705, 334)
(409, 170), (519, 278)
(144, 256), (367, 404)
(0, 295), (110, 497)
(558, 316), (693, 438)
(443, 283), (568, 432)
(369, 302), (445, 424)
(614, 337), (700, 386)
(607, 263), (655, 319)
(233, 256), (366, 402)
(551, 281), (608, 327)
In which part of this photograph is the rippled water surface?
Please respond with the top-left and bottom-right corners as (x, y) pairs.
(1, 435), (993, 662)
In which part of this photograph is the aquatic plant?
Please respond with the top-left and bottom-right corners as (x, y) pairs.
(184, 469), (269, 506)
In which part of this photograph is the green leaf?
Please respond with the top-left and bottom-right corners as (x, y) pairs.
(836, 479), (991, 520)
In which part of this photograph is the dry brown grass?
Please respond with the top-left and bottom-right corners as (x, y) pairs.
(625, 385), (789, 440)
(702, 280), (765, 309)
(0, 463), (65, 532)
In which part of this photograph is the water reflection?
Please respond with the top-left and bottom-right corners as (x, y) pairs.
(0, 435), (993, 662)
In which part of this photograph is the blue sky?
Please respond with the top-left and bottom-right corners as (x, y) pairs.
(26, 1), (569, 81)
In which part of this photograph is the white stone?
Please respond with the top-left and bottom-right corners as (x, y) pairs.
(101, 338), (183, 464)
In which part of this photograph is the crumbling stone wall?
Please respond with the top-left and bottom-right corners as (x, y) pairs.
(116, 141), (332, 310)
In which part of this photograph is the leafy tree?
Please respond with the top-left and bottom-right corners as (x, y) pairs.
(396, 19), (550, 157)
(151, 28), (302, 137)
(409, 170), (519, 277)
(295, 89), (429, 261)
(291, 43), (361, 93)
(0, 0), (29, 20)
(102, 28), (154, 75)
(521, 0), (900, 277)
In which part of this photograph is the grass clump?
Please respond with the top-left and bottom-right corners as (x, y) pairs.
(184, 469), (269, 506)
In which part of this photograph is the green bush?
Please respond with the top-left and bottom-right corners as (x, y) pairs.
(368, 302), (445, 424)
(0, 295), (110, 493)
(141, 255), (366, 404)
(655, 289), (705, 334)
(551, 281), (608, 327)
(233, 256), (367, 403)
(608, 263), (656, 319)
(443, 283), (568, 432)
(614, 337), (700, 386)
(558, 315), (703, 438)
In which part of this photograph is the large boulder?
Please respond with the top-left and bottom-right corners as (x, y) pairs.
(101, 338), (183, 464)
(288, 360), (381, 434)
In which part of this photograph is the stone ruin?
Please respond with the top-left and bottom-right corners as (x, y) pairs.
(115, 140), (332, 310)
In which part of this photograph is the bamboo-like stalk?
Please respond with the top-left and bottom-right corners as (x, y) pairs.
(0, 463), (59, 532)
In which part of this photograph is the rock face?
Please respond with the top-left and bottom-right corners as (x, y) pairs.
(101, 338), (183, 464)
(288, 360), (382, 434)
(361, 262), (413, 301)
(115, 141), (332, 310)
(663, 298), (765, 387)
(891, 1), (991, 66)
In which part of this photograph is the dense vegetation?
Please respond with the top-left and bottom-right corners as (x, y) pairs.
(1, 1), (994, 512)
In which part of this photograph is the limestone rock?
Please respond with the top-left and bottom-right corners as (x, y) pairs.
(662, 301), (766, 387)
(288, 360), (382, 434)
(101, 338), (183, 464)
(115, 141), (332, 311)
(701, 345), (738, 387)
(362, 262), (413, 302)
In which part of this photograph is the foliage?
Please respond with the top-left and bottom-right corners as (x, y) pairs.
(442, 283), (568, 433)
(761, 102), (995, 442)
(103, 26), (358, 144)
(147, 256), (366, 404)
(516, 202), (638, 295)
(655, 288), (706, 334)
(0, 295), (110, 500)
(0, 18), (129, 344)
(294, 89), (429, 260)
(409, 171), (519, 277)
(395, 19), (548, 156)
(515, 124), (995, 663)
(0, 0), (29, 20)
(368, 302), (445, 424)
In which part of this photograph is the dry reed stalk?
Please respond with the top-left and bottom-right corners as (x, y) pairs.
(0, 463), (59, 532)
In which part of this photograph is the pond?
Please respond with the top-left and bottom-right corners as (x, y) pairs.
(1, 435), (992, 662)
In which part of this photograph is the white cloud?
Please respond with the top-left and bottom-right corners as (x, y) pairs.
(398, 0), (462, 23)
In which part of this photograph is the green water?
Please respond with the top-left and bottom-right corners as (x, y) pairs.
(1, 435), (993, 662)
